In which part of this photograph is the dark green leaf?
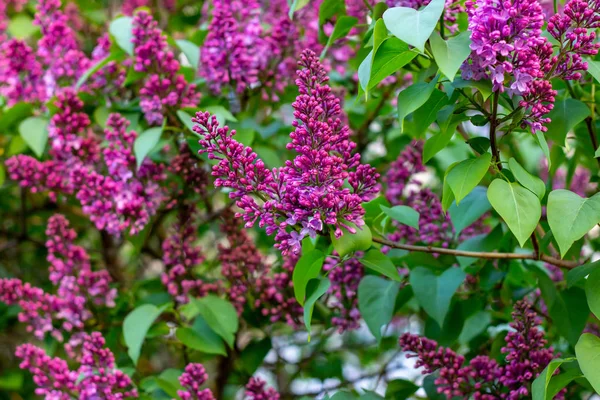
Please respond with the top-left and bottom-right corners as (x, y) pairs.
(358, 276), (400, 341)
(448, 186), (491, 235)
(410, 267), (466, 326)
(321, 16), (358, 58)
(567, 260), (600, 288)
(397, 78), (439, 132)
(359, 249), (402, 281)
(293, 249), (325, 305)
(191, 295), (239, 348)
(545, 98), (590, 145)
(304, 278), (331, 340)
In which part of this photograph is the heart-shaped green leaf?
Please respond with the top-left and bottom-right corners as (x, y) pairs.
(134, 127), (162, 169)
(575, 334), (600, 394)
(508, 158), (545, 200)
(19, 117), (49, 158)
(397, 77), (438, 132)
(430, 31), (471, 82)
(331, 225), (372, 257)
(383, 0), (445, 52)
(447, 153), (491, 204)
(358, 276), (400, 342)
(547, 190), (600, 257)
(487, 179), (541, 247)
(545, 98), (590, 145)
(191, 295), (239, 348)
(292, 249), (325, 305)
(380, 205), (419, 230)
(409, 267), (466, 327)
(359, 249), (401, 281)
(124, 303), (169, 364)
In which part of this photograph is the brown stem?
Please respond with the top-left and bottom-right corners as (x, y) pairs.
(489, 92), (501, 170)
(373, 236), (579, 269)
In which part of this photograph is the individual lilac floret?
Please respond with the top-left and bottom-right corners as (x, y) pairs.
(194, 49), (379, 255)
(177, 363), (215, 400)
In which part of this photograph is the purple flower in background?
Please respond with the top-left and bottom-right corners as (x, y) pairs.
(178, 363), (216, 400)
(245, 377), (280, 400)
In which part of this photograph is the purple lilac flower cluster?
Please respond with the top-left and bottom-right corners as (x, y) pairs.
(177, 363), (279, 400)
(462, 0), (600, 132)
(323, 254), (364, 332)
(0, 215), (115, 342)
(16, 332), (138, 400)
(399, 301), (557, 399)
(162, 205), (220, 304)
(7, 93), (167, 236)
(384, 142), (488, 248)
(194, 50), (379, 255)
(132, 10), (200, 125)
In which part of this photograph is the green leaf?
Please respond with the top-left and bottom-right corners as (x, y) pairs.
(380, 205), (419, 229)
(191, 295), (239, 348)
(412, 89), (451, 138)
(587, 59), (600, 83)
(451, 77), (493, 100)
(447, 153), (491, 204)
(448, 186), (491, 235)
(331, 225), (372, 257)
(508, 158), (546, 200)
(358, 19), (387, 96)
(189, 315), (226, 355)
(397, 78), (438, 132)
(567, 260), (600, 288)
(532, 358), (577, 400)
(321, 16), (358, 58)
(586, 268), (600, 320)
(409, 267), (466, 326)
(575, 334), (600, 394)
(203, 105), (237, 126)
(240, 338), (272, 375)
(134, 127), (162, 169)
(535, 131), (551, 168)
(430, 31), (471, 82)
(359, 248), (401, 281)
(19, 117), (49, 158)
(109, 16), (134, 55)
(545, 98), (590, 145)
(123, 304), (168, 364)
(458, 311), (491, 345)
(293, 250), (326, 305)
(319, 0), (346, 29)
(441, 162), (458, 212)
(366, 38), (418, 91)
(176, 326), (226, 356)
(176, 40), (200, 71)
(358, 276), (400, 341)
(0, 164), (5, 187)
(547, 190), (600, 257)
(487, 180), (541, 247)
(304, 278), (331, 340)
(177, 110), (196, 133)
(76, 51), (121, 89)
(385, 379), (419, 399)
(8, 15), (38, 39)
(0, 102), (32, 132)
(383, 0), (445, 52)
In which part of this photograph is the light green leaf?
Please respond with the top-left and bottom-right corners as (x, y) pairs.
(410, 267), (466, 326)
(123, 304), (168, 364)
(451, 77), (493, 100)
(19, 117), (49, 158)
(508, 158), (545, 200)
(177, 110), (196, 133)
(487, 179), (541, 247)
(441, 162), (459, 212)
(191, 295), (239, 348)
(547, 190), (600, 257)
(358, 276), (400, 341)
(380, 205), (419, 230)
(293, 250), (325, 305)
(358, 18), (387, 96)
(176, 321), (226, 356)
(8, 15), (38, 39)
(109, 16), (134, 55)
(532, 358), (577, 400)
(397, 77), (438, 132)
(321, 16), (358, 58)
(383, 0), (445, 52)
(288, 0), (311, 18)
(366, 38), (418, 91)
(535, 131), (551, 168)
(430, 31), (471, 82)
(447, 153), (491, 204)
(176, 40), (201, 71)
(587, 59), (600, 83)
(567, 260), (600, 288)
(545, 98), (590, 145)
(76, 51), (121, 89)
(448, 186), (491, 235)
(304, 278), (331, 340)
(359, 248), (401, 282)
(586, 268), (600, 320)
(575, 334), (600, 394)
(331, 225), (372, 257)
(134, 127), (162, 169)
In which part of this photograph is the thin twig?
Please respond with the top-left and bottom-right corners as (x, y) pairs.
(373, 236), (579, 269)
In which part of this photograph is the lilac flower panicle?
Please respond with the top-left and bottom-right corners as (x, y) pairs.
(323, 255), (364, 332)
(178, 363), (216, 400)
(245, 377), (281, 400)
(195, 50), (379, 255)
